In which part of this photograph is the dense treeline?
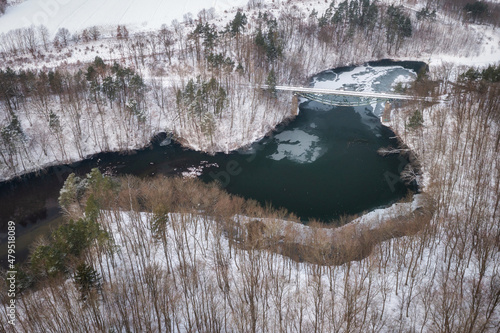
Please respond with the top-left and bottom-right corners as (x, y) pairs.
(2, 0), (498, 63)
(0, 58), (145, 115)
(436, 0), (500, 25)
(0, 0), (486, 90)
(460, 63), (500, 83)
(8, 168), (118, 290)
(0, 58), (155, 172)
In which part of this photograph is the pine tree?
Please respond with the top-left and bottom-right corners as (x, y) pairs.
(464, 1), (488, 22)
(58, 173), (80, 210)
(385, 5), (412, 52)
(48, 111), (60, 130)
(416, 7), (436, 21)
(255, 27), (265, 48)
(230, 10), (247, 34)
(74, 263), (101, 301)
(332, 0), (348, 24)
(407, 110), (424, 129)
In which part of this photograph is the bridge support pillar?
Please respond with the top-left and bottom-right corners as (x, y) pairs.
(291, 94), (299, 116)
(382, 101), (392, 122)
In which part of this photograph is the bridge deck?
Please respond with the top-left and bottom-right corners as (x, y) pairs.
(260, 84), (432, 101)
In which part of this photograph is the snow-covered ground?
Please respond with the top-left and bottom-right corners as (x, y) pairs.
(4, 178), (496, 332)
(0, 0), (250, 37)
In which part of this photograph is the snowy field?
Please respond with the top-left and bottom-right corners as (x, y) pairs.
(0, 0), (251, 36)
(1, 0), (498, 69)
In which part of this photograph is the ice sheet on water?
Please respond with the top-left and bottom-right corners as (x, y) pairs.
(311, 65), (415, 95)
(269, 129), (325, 164)
(310, 65), (416, 127)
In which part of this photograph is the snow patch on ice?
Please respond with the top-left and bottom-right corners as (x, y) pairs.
(312, 66), (416, 96)
(269, 129), (324, 164)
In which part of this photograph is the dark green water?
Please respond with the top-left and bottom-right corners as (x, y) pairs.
(203, 105), (410, 221)
(0, 61), (423, 267)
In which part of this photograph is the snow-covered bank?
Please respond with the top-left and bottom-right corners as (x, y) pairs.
(4, 178), (493, 332)
(0, 84), (294, 182)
